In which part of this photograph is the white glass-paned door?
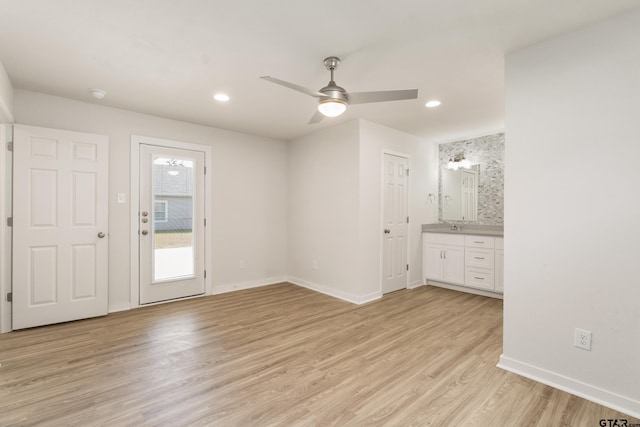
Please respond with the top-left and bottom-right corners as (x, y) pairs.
(139, 145), (205, 304)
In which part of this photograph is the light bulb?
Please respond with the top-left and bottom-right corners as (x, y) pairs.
(317, 99), (347, 117)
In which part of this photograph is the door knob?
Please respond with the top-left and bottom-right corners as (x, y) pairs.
(97, 232), (105, 238)
(141, 230), (148, 235)
(384, 229), (391, 234)
(141, 211), (148, 217)
(141, 218), (148, 223)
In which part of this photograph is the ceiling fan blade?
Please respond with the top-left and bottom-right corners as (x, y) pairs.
(308, 109), (324, 124)
(260, 76), (327, 98)
(347, 89), (418, 105)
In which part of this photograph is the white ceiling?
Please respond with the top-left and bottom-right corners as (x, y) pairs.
(0, 0), (639, 141)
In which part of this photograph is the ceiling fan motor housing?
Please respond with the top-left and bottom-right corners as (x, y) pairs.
(320, 83), (348, 102)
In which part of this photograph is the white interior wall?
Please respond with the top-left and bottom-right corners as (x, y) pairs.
(0, 59), (13, 122)
(287, 121), (362, 301)
(287, 119), (438, 303)
(13, 90), (288, 312)
(358, 120), (438, 294)
(501, 8), (640, 417)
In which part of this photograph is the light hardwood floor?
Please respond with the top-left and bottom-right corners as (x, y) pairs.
(0, 283), (636, 426)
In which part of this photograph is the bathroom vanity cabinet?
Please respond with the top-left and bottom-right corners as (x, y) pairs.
(423, 231), (504, 297)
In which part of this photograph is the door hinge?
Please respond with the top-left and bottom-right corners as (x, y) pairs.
(204, 270), (207, 278)
(6, 141), (12, 152)
(406, 264), (409, 271)
(406, 169), (409, 176)
(6, 292), (12, 302)
(204, 218), (206, 227)
(407, 216), (409, 223)
(6, 217), (12, 227)
(204, 166), (207, 175)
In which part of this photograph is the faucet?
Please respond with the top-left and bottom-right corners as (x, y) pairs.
(450, 224), (460, 231)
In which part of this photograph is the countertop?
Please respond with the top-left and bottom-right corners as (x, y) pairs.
(421, 223), (503, 237)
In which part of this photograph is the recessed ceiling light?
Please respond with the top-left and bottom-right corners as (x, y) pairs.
(90, 89), (107, 99)
(425, 100), (441, 108)
(213, 93), (230, 102)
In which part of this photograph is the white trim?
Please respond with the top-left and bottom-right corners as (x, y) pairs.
(288, 276), (382, 305)
(426, 280), (503, 299)
(498, 355), (640, 419)
(407, 280), (424, 289)
(380, 150), (411, 295)
(212, 276), (286, 295)
(0, 124), (12, 333)
(130, 135), (213, 309)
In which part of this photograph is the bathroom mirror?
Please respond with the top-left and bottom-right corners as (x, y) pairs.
(440, 165), (479, 221)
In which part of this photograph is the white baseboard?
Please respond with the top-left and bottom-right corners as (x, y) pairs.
(408, 280), (424, 289)
(426, 280), (503, 299)
(498, 355), (640, 419)
(287, 276), (382, 305)
(108, 303), (131, 313)
(212, 276), (286, 295)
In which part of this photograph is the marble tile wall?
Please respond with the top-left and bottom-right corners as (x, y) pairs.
(438, 132), (504, 225)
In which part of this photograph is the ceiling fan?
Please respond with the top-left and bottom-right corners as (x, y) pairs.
(261, 56), (418, 124)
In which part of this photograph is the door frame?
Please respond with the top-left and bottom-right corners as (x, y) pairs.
(0, 124), (12, 332)
(379, 150), (411, 294)
(129, 135), (212, 308)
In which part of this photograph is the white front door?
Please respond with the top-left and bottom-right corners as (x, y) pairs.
(12, 125), (109, 329)
(382, 153), (409, 294)
(139, 144), (205, 304)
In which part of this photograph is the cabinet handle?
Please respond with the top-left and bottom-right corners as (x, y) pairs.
(443, 250), (447, 260)
(439, 250), (443, 259)
(474, 276), (484, 280)
(474, 257), (485, 260)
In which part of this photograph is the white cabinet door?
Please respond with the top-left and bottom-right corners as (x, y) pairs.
(13, 125), (109, 329)
(423, 243), (444, 281)
(442, 245), (465, 285)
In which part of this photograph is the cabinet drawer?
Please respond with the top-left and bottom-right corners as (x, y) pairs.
(423, 232), (465, 246)
(465, 267), (495, 290)
(465, 248), (494, 269)
(464, 235), (494, 249)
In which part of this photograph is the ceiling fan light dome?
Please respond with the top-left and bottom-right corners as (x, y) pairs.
(318, 99), (347, 117)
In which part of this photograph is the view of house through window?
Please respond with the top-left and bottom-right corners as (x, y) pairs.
(152, 157), (195, 281)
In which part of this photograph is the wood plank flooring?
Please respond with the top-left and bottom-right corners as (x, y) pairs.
(0, 283), (637, 426)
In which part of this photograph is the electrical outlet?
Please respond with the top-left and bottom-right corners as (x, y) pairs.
(239, 260), (246, 269)
(312, 260), (318, 270)
(574, 328), (592, 350)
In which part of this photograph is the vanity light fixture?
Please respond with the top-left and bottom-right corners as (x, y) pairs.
(447, 153), (471, 170)
(425, 100), (441, 108)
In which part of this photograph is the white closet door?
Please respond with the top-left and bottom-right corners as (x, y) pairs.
(382, 153), (409, 294)
(12, 125), (109, 329)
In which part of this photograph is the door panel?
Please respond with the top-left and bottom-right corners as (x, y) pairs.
(139, 145), (205, 304)
(382, 153), (409, 294)
(13, 125), (109, 329)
